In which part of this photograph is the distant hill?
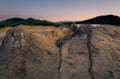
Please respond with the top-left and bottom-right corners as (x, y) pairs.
(0, 18), (24, 28)
(5, 18), (24, 22)
(55, 21), (73, 25)
(76, 15), (120, 25)
(0, 18), (56, 28)
(1, 15), (120, 28)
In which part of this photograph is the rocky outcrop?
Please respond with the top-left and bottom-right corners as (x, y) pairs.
(59, 25), (120, 79)
(0, 27), (60, 79)
(0, 25), (120, 79)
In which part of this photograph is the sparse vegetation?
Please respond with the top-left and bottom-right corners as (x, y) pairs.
(0, 18), (57, 28)
(21, 18), (55, 26)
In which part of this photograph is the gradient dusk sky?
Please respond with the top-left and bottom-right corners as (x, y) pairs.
(0, 0), (120, 22)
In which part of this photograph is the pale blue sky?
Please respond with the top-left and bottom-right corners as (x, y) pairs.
(0, 0), (120, 21)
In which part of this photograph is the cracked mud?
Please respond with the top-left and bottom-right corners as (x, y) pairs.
(0, 25), (120, 79)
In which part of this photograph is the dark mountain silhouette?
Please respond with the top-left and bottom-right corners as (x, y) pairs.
(5, 18), (24, 22)
(22, 18), (55, 26)
(1, 15), (120, 28)
(0, 18), (56, 28)
(77, 15), (120, 25)
(55, 21), (73, 25)
(0, 18), (24, 28)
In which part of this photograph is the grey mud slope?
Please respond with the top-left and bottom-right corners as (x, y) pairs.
(0, 25), (120, 79)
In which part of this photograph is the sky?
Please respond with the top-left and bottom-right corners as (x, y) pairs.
(0, 0), (120, 22)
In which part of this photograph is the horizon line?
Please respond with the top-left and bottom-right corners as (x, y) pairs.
(0, 14), (119, 22)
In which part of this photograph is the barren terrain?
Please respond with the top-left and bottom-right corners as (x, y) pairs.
(0, 25), (120, 79)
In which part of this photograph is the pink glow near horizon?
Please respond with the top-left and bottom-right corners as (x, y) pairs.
(0, 0), (120, 22)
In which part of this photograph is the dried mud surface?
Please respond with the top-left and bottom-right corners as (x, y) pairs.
(0, 25), (120, 79)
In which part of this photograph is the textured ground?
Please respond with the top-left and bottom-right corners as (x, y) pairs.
(0, 25), (120, 79)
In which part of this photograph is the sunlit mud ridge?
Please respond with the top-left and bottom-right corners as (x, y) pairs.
(0, 25), (120, 79)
